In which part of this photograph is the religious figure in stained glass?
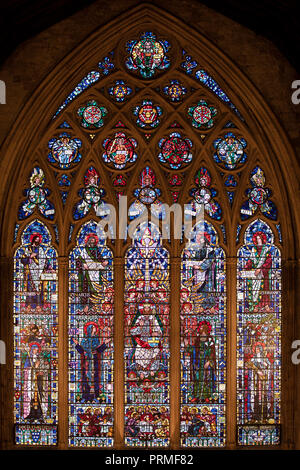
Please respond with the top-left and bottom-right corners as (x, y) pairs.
(237, 219), (281, 446)
(130, 302), (164, 376)
(213, 133), (247, 170)
(20, 232), (56, 306)
(124, 223), (170, 447)
(183, 231), (217, 306)
(243, 320), (276, 423)
(18, 167), (55, 221)
(21, 327), (52, 423)
(181, 221), (226, 447)
(185, 168), (221, 222)
(126, 32), (170, 79)
(128, 166), (165, 221)
(14, 220), (58, 445)
(102, 132), (138, 169)
(75, 233), (109, 298)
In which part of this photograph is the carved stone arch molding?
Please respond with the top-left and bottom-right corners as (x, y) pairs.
(0, 3), (299, 450)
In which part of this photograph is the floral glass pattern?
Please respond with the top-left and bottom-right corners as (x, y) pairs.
(181, 52), (197, 75)
(58, 174), (71, 187)
(108, 80), (132, 102)
(169, 174), (184, 187)
(98, 53), (115, 75)
(133, 100), (162, 128)
(163, 79), (187, 102)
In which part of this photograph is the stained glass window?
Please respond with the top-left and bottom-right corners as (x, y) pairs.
(133, 100), (163, 129)
(10, 22), (287, 450)
(48, 133), (82, 169)
(124, 223), (170, 447)
(73, 167), (109, 220)
(69, 221), (114, 447)
(102, 132), (138, 170)
(240, 167), (277, 221)
(185, 168), (222, 221)
(77, 101), (108, 129)
(128, 166), (165, 221)
(181, 221), (226, 447)
(18, 168), (55, 221)
(188, 100), (217, 129)
(14, 220), (58, 445)
(237, 219), (281, 445)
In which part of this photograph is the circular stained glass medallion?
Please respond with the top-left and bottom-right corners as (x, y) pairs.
(83, 105), (103, 125)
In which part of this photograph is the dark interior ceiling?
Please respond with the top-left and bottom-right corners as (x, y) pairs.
(0, 0), (299, 71)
